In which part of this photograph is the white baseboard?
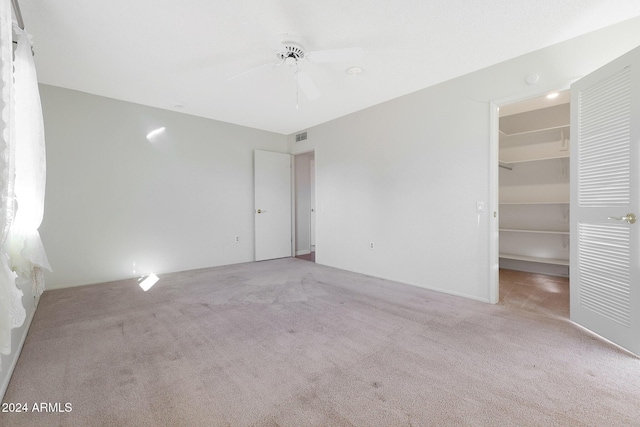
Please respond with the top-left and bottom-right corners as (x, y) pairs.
(296, 249), (311, 256)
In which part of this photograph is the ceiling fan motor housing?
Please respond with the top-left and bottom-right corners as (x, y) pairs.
(278, 42), (305, 62)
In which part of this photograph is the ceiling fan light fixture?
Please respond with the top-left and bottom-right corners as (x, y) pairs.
(277, 42), (305, 61)
(347, 66), (363, 76)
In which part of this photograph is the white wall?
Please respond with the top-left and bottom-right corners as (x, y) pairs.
(39, 85), (287, 288)
(294, 152), (313, 254)
(300, 83), (494, 301)
(290, 17), (640, 302)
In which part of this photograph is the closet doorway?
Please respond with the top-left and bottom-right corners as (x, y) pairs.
(497, 90), (570, 317)
(294, 151), (316, 262)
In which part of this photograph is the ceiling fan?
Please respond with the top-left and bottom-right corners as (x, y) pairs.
(229, 22), (365, 103)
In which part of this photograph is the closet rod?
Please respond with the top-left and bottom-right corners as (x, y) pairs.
(499, 161), (513, 170)
(12, 0), (25, 30)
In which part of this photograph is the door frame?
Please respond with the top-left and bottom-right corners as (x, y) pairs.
(292, 148), (316, 259)
(489, 82), (573, 304)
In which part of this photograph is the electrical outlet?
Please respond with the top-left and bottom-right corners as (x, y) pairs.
(235, 236), (240, 243)
(369, 242), (375, 250)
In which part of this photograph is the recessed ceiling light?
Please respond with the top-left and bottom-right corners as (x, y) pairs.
(347, 67), (362, 76)
(546, 92), (559, 99)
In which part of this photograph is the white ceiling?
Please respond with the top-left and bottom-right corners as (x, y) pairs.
(17, 0), (640, 135)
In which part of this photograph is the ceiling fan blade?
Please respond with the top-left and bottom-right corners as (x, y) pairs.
(243, 22), (286, 53)
(297, 71), (321, 100)
(227, 62), (276, 81)
(306, 47), (364, 63)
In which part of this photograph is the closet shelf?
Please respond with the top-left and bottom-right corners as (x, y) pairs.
(500, 124), (569, 138)
(499, 253), (569, 266)
(498, 154), (569, 165)
(499, 202), (569, 205)
(500, 228), (569, 235)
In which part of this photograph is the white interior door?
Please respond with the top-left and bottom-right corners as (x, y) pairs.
(310, 158), (316, 249)
(254, 150), (292, 261)
(570, 46), (640, 355)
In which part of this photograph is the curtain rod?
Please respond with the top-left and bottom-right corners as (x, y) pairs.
(12, 0), (25, 30)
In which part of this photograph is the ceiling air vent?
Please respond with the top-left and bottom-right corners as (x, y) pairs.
(295, 132), (308, 142)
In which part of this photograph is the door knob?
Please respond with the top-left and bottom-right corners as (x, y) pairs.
(607, 213), (636, 224)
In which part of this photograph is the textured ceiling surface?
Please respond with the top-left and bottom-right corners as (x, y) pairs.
(18, 0), (640, 134)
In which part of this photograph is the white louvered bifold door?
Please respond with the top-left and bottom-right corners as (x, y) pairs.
(570, 46), (640, 355)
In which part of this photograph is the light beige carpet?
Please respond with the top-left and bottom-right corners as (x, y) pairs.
(2, 259), (639, 426)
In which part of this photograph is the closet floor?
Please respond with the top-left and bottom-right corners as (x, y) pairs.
(295, 252), (316, 262)
(499, 269), (569, 318)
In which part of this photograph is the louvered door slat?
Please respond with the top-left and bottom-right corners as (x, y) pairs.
(578, 67), (631, 207)
(578, 223), (631, 327)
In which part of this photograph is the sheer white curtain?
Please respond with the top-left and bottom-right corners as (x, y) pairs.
(0, 0), (20, 369)
(7, 24), (51, 291)
(0, 3), (51, 368)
